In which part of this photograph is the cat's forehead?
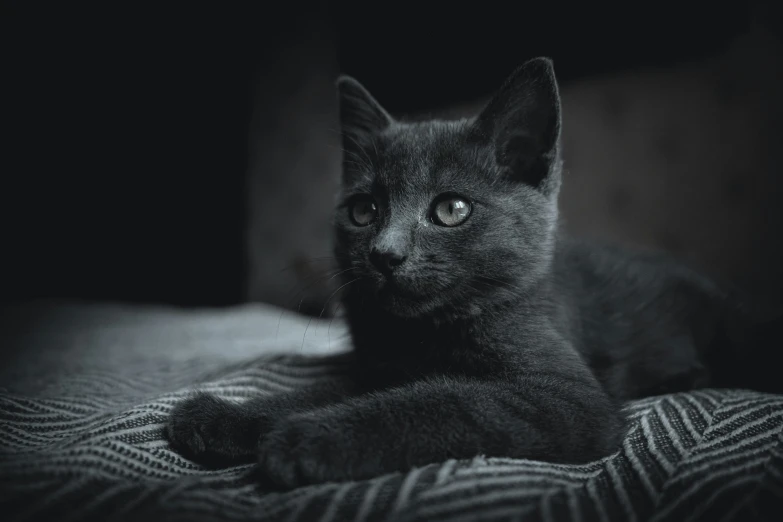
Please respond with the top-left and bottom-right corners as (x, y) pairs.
(382, 120), (468, 163)
(370, 119), (482, 189)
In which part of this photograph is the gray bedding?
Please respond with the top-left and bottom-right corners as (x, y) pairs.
(0, 302), (781, 521)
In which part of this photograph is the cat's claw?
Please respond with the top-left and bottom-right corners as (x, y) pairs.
(257, 413), (350, 489)
(166, 392), (256, 466)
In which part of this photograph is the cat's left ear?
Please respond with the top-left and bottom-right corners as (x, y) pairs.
(471, 57), (562, 190)
(336, 76), (393, 151)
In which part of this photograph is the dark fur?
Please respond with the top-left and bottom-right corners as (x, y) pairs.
(166, 58), (778, 489)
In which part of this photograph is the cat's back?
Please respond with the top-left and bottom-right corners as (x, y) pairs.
(551, 234), (733, 400)
(554, 235), (729, 311)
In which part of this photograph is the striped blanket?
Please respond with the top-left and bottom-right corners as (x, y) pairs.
(0, 302), (781, 522)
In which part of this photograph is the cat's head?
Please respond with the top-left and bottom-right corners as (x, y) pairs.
(334, 58), (563, 320)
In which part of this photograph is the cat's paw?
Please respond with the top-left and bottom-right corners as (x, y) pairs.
(257, 412), (355, 489)
(166, 392), (258, 466)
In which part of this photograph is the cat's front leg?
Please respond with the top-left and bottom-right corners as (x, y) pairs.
(166, 376), (356, 467)
(257, 371), (623, 488)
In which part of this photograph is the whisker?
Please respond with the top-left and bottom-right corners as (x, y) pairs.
(318, 276), (364, 324)
(328, 302), (344, 350)
(325, 266), (360, 283)
(278, 260), (356, 307)
(314, 267), (361, 335)
(301, 276), (364, 351)
(475, 275), (518, 291)
(280, 269), (341, 309)
(324, 141), (374, 172)
(342, 134), (375, 167)
(275, 267), (355, 341)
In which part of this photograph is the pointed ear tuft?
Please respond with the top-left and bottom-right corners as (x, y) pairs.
(336, 75), (393, 152)
(471, 57), (562, 190)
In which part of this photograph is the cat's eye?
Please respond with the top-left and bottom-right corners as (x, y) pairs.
(431, 194), (472, 227)
(348, 195), (378, 227)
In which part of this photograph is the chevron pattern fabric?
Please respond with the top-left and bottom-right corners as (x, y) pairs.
(0, 303), (781, 522)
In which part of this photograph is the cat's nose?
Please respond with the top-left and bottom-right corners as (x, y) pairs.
(369, 248), (407, 275)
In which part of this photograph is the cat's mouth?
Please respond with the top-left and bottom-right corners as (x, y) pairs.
(370, 275), (456, 316)
(376, 278), (423, 300)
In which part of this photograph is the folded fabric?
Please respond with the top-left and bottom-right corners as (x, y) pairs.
(1, 302), (781, 522)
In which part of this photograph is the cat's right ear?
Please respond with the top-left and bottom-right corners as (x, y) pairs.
(470, 58), (562, 192)
(336, 76), (393, 151)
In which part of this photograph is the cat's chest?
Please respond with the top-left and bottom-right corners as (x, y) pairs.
(350, 316), (505, 390)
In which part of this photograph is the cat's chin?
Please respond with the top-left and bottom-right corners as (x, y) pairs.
(373, 281), (441, 318)
(379, 295), (438, 318)
(380, 296), (485, 321)
(375, 283), (483, 321)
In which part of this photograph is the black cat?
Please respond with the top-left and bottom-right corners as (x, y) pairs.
(166, 57), (775, 489)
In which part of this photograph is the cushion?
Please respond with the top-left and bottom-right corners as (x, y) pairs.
(1, 302), (781, 521)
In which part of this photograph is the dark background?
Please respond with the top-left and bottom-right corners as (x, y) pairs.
(2, 1), (780, 309)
